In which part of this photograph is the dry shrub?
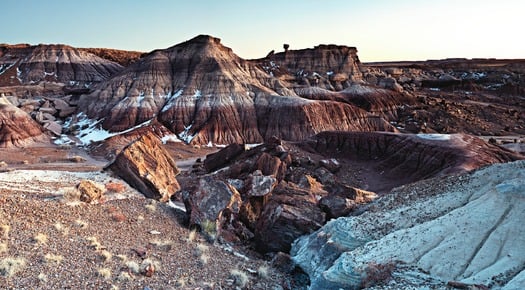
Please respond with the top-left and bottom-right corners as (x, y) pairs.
(0, 242), (8, 254)
(43, 253), (63, 264)
(359, 261), (396, 288)
(0, 224), (10, 238)
(0, 257), (26, 277)
(97, 268), (112, 280)
(33, 233), (48, 244)
(230, 269), (249, 288)
(105, 181), (126, 193)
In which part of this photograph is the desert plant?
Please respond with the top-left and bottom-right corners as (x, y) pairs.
(150, 239), (174, 252)
(33, 233), (48, 244)
(86, 236), (102, 250)
(43, 253), (63, 264)
(99, 250), (112, 262)
(54, 222), (69, 236)
(195, 243), (209, 256)
(200, 219), (217, 242)
(230, 269), (249, 288)
(0, 242), (7, 254)
(115, 254), (128, 262)
(0, 257), (26, 277)
(145, 203), (157, 213)
(126, 261), (140, 274)
(359, 261), (396, 288)
(117, 271), (132, 281)
(141, 258), (161, 277)
(187, 228), (197, 243)
(257, 264), (270, 279)
(38, 273), (48, 282)
(199, 253), (210, 265)
(97, 267), (112, 280)
(0, 224), (10, 239)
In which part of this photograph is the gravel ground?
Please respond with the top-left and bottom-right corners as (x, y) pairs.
(0, 170), (292, 289)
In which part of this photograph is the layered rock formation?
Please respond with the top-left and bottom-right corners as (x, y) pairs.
(108, 131), (180, 201)
(0, 96), (48, 147)
(76, 35), (399, 145)
(0, 44), (123, 95)
(292, 160), (525, 289)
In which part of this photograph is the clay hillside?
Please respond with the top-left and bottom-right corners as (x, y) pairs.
(0, 35), (524, 289)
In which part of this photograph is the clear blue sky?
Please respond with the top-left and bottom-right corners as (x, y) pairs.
(2, 0), (523, 61)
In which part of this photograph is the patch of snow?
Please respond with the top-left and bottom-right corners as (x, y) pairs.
(16, 67), (22, 82)
(0, 62), (16, 75)
(161, 134), (182, 144)
(326, 71), (334, 76)
(161, 89), (183, 112)
(429, 87), (440, 91)
(178, 124), (195, 144)
(193, 90), (202, 99)
(167, 200), (186, 212)
(416, 133), (451, 141)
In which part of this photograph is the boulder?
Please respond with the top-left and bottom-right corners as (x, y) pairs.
(254, 182), (325, 253)
(319, 186), (377, 219)
(108, 131), (180, 201)
(77, 180), (105, 203)
(183, 176), (242, 231)
(43, 121), (62, 135)
(204, 143), (247, 173)
(245, 170), (277, 197)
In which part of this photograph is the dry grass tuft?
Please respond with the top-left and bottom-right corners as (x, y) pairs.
(117, 271), (132, 281)
(116, 254), (128, 262)
(53, 222), (69, 236)
(126, 261), (140, 274)
(187, 228), (197, 243)
(141, 258), (161, 277)
(0, 242), (8, 254)
(99, 250), (112, 262)
(0, 257), (27, 277)
(199, 253), (210, 265)
(145, 203), (156, 213)
(38, 273), (47, 282)
(97, 268), (112, 280)
(43, 253), (63, 264)
(0, 224), (10, 239)
(33, 233), (48, 244)
(230, 269), (249, 288)
(257, 264), (270, 279)
(86, 236), (102, 250)
(150, 239), (174, 252)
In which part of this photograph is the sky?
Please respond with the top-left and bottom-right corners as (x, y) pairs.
(2, 0), (523, 62)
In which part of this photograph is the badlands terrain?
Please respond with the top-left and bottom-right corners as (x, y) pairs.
(0, 35), (524, 289)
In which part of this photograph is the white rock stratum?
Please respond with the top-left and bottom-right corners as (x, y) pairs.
(291, 160), (525, 289)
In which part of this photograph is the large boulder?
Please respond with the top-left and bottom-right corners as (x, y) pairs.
(77, 180), (105, 203)
(292, 160), (525, 289)
(0, 97), (48, 147)
(108, 131), (180, 201)
(183, 176), (242, 234)
(254, 182), (326, 253)
(203, 143), (247, 172)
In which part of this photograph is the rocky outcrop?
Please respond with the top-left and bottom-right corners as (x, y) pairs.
(107, 131), (180, 201)
(302, 131), (523, 192)
(75, 35), (399, 145)
(79, 48), (142, 66)
(291, 160), (525, 289)
(0, 44), (122, 91)
(77, 180), (105, 203)
(0, 96), (48, 147)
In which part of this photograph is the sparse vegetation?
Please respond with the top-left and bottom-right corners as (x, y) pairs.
(116, 254), (128, 262)
(97, 267), (112, 280)
(199, 253), (210, 265)
(187, 228), (197, 243)
(43, 253), (63, 264)
(33, 233), (48, 244)
(201, 219), (217, 242)
(0, 257), (27, 277)
(145, 202), (157, 213)
(150, 239), (174, 251)
(117, 271), (132, 281)
(257, 264), (270, 279)
(141, 258), (161, 277)
(0, 224), (10, 238)
(0, 242), (7, 254)
(126, 261), (140, 274)
(230, 269), (249, 288)
(38, 273), (48, 282)
(86, 236), (102, 250)
(99, 250), (112, 262)
(54, 222), (69, 235)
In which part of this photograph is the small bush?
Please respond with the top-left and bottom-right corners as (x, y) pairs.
(33, 233), (48, 244)
(0, 257), (26, 277)
(201, 219), (217, 242)
(116, 254), (128, 262)
(98, 268), (112, 280)
(0, 224), (10, 239)
(257, 265), (270, 279)
(230, 269), (249, 288)
(105, 181), (126, 193)
(199, 253), (210, 265)
(145, 203), (156, 213)
(54, 222), (69, 236)
(43, 253), (63, 264)
(150, 239), (173, 252)
(38, 273), (47, 282)
(187, 228), (197, 243)
(99, 250), (112, 262)
(117, 271), (132, 281)
(126, 261), (140, 274)
(141, 258), (161, 277)
(75, 219), (88, 229)
(86, 236), (102, 250)
(195, 243), (209, 256)
(0, 242), (8, 254)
